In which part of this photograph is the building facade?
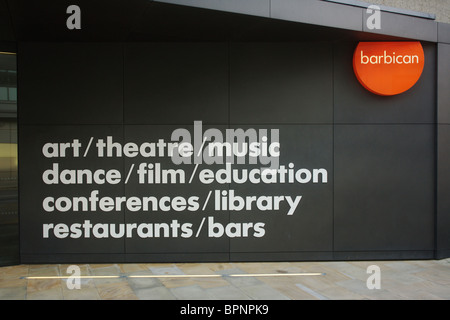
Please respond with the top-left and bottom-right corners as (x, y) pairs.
(0, 0), (450, 265)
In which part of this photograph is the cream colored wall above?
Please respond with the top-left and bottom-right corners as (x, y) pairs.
(368, 0), (450, 23)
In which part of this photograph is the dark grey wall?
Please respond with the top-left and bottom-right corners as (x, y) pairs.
(18, 41), (439, 263)
(437, 43), (450, 259)
(333, 41), (436, 260)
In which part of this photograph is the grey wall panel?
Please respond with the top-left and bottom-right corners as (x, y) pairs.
(438, 43), (450, 124)
(271, 0), (363, 31)
(334, 124), (435, 252)
(19, 125), (125, 256)
(123, 124), (230, 255)
(437, 43), (450, 259)
(437, 125), (450, 258)
(438, 23), (450, 44)
(18, 43), (123, 125)
(124, 43), (228, 125)
(154, 0), (271, 17)
(228, 125), (333, 254)
(333, 251), (434, 261)
(436, 45), (450, 258)
(125, 253), (230, 263)
(230, 42), (333, 124)
(334, 42), (436, 124)
(230, 251), (333, 262)
(0, 0), (14, 42)
(21, 254), (126, 264)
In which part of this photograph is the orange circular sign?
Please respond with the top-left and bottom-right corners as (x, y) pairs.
(353, 42), (425, 96)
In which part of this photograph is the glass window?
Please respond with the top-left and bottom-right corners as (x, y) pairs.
(8, 87), (17, 101)
(0, 52), (18, 267)
(0, 87), (7, 101)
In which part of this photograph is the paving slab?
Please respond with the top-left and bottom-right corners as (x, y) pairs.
(0, 260), (449, 300)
